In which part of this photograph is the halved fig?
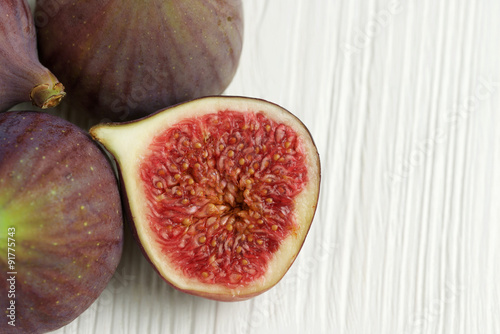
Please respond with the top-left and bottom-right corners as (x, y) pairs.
(90, 96), (320, 301)
(0, 0), (65, 112)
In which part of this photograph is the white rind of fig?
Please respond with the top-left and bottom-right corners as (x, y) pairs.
(90, 96), (321, 301)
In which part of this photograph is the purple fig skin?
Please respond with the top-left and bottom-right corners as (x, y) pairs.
(0, 0), (66, 112)
(0, 111), (123, 333)
(35, 0), (243, 122)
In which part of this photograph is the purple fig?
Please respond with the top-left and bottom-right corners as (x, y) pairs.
(0, 0), (66, 112)
(0, 111), (123, 333)
(35, 0), (244, 122)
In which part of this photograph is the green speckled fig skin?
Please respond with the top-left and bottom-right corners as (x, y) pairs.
(35, 0), (243, 122)
(0, 112), (123, 334)
(0, 0), (65, 111)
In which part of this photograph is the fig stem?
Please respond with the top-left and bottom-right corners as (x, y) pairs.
(30, 82), (66, 109)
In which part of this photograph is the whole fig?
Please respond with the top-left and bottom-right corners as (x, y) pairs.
(0, 0), (65, 112)
(0, 111), (123, 333)
(35, 0), (243, 122)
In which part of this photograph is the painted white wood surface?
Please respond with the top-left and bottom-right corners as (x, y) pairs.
(21, 0), (500, 333)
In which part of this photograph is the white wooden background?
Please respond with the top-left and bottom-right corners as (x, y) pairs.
(21, 0), (500, 333)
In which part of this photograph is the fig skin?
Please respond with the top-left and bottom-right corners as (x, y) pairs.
(0, 0), (66, 112)
(35, 0), (244, 122)
(0, 111), (123, 333)
(90, 96), (321, 301)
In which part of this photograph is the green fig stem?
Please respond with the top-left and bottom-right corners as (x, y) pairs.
(30, 82), (66, 109)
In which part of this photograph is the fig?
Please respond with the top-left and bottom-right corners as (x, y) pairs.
(0, 111), (123, 333)
(90, 96), (320, 301)
(35, 0), (243, 122)
(0, 0), (65, 112)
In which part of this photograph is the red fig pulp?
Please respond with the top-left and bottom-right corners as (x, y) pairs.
(90, 96), (320, 301)
(36, 0), (243, 121)
(0, 0), (65, 111)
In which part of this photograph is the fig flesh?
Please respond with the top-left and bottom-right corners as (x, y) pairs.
(35, 0), (243, 122)
(0, 0), (65, 112)
(0, 111), (123, 333)
(90, 96), (320, 301)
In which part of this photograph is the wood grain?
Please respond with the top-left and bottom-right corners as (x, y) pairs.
(20, 0), (500, 333)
